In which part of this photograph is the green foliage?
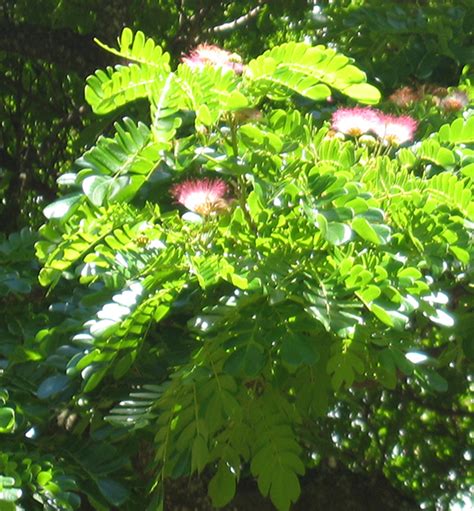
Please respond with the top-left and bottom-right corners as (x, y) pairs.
(399, 116), (474, 180)
(245, 42), (380, 103)
(1, 16), (473, 511)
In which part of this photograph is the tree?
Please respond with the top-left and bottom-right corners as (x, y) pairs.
(1, 2), (473, 510)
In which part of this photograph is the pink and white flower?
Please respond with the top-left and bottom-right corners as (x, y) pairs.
(373, 114), (418, 145)
(331, 107), (381, 137)
(389, 86), (420, 108)
(331, 107), (418, 145)
(171, 178), (229, 216)
(182, 44), (243, 73)
(440, 91), (469, 112)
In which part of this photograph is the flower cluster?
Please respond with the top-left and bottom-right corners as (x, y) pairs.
(389, 85), (470, 113)
(331, 107), (380, 137)
(182, 44), (243, 73)
(331, 107), (418, 145)
(389, 86), (421, 108)
(171, 178), (229, 216)
(440, 91), (469, 112)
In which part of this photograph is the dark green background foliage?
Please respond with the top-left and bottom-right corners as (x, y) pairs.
(0, 1), (473, 510)
(316, 0), (474, 88)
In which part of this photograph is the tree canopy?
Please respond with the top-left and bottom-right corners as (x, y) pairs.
(0, 2), (473, 510)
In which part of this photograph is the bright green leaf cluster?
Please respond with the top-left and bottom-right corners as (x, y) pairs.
(4, 26), (472, 511)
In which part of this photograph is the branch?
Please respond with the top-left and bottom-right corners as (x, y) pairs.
(212, 4), (262, 33)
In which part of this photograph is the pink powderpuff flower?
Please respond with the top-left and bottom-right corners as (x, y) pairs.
(182, 44), (243, 73)
(389, 86), (421, 108)
(440, 91), (469, 112)
(331, 107), (381, 137)
(171, 178), (229, 216)
(374, 114), (418, 145)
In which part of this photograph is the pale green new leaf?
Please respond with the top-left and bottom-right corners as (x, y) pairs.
(86, 29), (171, 114)
(150, 73), (183, 146)
(77, 117), (160, 176)
(177, 64), (248, 125)
(425, 172), (474, 220)
(438, 116), (474, 144)
(85, 64), (161, 114)
(95, 28), (171, 70)
(245, 42), (380, 104)
(73, 118), (162, 205)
